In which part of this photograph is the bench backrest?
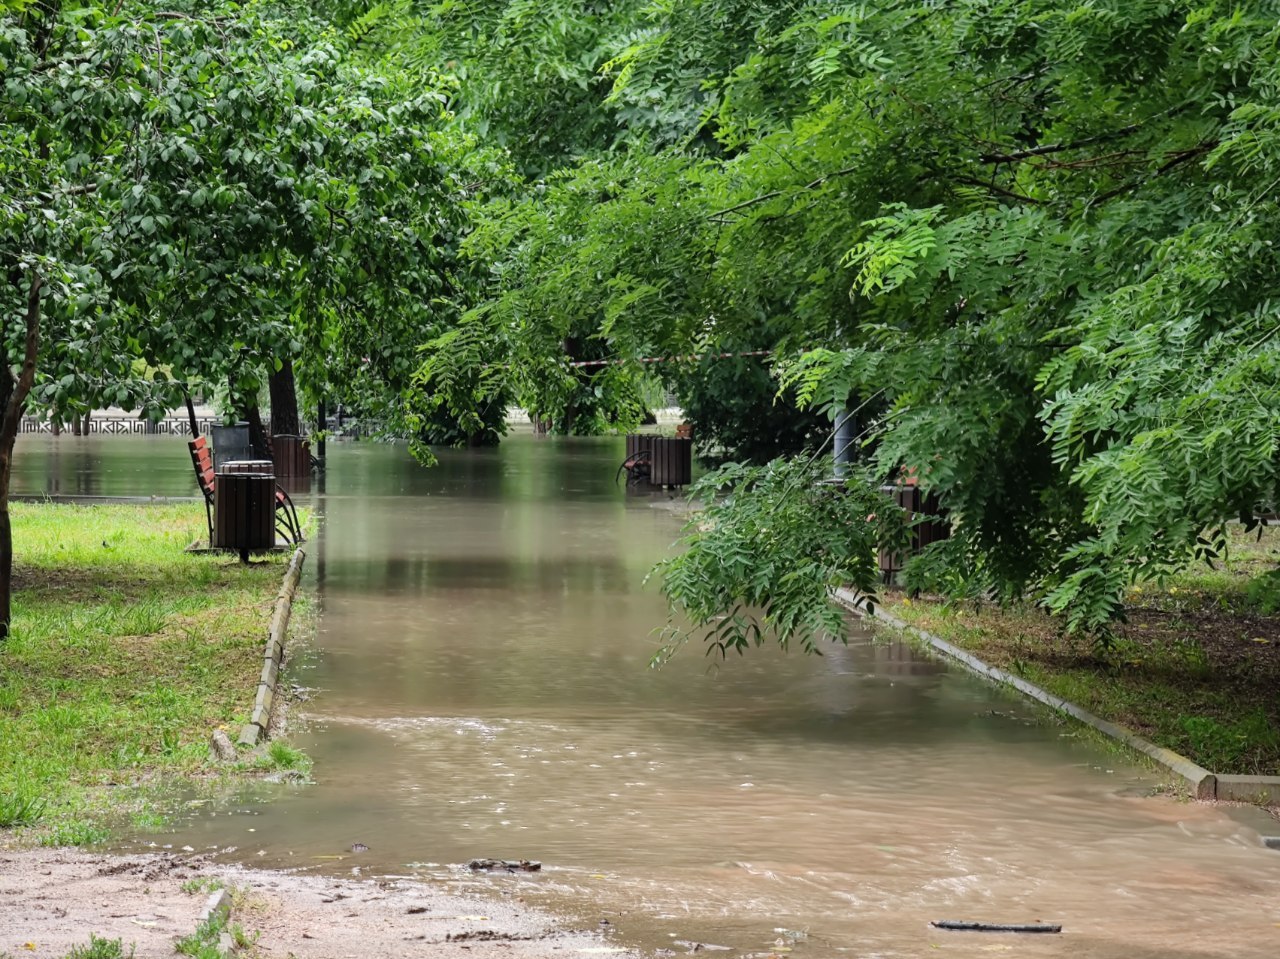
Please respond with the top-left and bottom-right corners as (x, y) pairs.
(188, 437), (216, 498)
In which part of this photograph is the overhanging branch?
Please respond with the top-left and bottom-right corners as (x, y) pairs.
(950, 174), (1044, 205)
(708, 166), (860, 223)
(1088, 142), (1216, 205)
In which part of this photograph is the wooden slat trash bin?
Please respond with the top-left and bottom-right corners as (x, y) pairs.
(214, 467), (276, 562)
(220, 459), (274, 475)
(624, 435), (693, 488)
(271, 434), (309, 479)
(877, 484), (949, 582)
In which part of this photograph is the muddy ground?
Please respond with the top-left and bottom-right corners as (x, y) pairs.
(0, 849), (640, 959)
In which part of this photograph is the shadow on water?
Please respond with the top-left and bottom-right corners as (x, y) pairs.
(15, 435), (1280, 958)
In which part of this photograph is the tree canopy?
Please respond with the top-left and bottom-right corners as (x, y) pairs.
(3, 0), (1278, 649)
(0, 0), (489, 633)
(399, 0), (1280, 646)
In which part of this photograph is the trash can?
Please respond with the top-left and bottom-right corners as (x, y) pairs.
(210, 423), (253, 470)
(271, 434), (309, 479)
(877, 485), (948, 582)
(624, 435), (692, 487)
(220, 459), (274, 476)
(214, 469), (275, 561)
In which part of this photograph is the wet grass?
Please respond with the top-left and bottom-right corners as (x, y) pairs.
(883, 523), (1280, 777)
(0, 502), (306, 845)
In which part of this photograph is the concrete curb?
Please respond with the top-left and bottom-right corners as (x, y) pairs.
(240, 548), (306, 747)
(1216, 775), (1280, 804)
(832, 588), (1222, 800)
(199, 888), (231, 926)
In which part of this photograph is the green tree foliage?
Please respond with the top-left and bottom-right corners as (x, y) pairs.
(0, 0), (484, 635)
(7, 0), (1279, 651)
(414, 0), (1280, 644)
(318, 0), (649, 172)
(4, 0), (489, 425)
(437, 148), (718, 435)
(407, 306), (512, 456)
(1, 1), (194, 635)
(655, 457), (903, 660)
(670, 348), (828, 464)
(767, 1), (1280, 633)
(289, 62), (504, 437)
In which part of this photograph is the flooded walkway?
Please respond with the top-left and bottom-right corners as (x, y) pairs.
(14, 436), (1280, 957)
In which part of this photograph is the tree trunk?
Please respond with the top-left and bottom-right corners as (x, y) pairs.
(228, 372), (272, 460)
(183, 386), (200, 438)
(245, 404), (272, 460)
(0, 273), (44, 641)
(269, 356), (301, 436)
(0, 505), (11, 642)
(316, 399), (327, 461)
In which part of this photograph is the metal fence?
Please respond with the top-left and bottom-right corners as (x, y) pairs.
(19, 416), (220, 436)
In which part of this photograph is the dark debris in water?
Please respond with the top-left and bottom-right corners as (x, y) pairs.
(674, 941), (733, 952)
(467, 858), (542, 872)
(931, 920), (1062, 933)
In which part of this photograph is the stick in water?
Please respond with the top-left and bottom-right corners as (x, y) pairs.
(931, 920), (1062, 934)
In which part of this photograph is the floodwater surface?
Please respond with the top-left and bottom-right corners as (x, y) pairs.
(11, 434), (197, 498)
(15, 435), (1280, 958)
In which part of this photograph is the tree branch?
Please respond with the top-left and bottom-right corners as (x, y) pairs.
(1088, 142), (1216, 205)
(979, 123), (1149, 164)
(1033, 149), (1145, 171)
(152, 25), (164, 92)
(707, 166), (860, 222)
(979, 104), (1193, 164)
(154, 12), (233, 21)
(950, 174), (1044, 205)
(59, 182), (100, 196)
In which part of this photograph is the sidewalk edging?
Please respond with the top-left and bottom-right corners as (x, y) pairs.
(198, 888), (231, 925)
(832, 588), (1223, 800)
(239, 548), (306, 747)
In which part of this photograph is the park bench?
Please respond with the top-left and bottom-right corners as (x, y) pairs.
(187, 436), (303, 547)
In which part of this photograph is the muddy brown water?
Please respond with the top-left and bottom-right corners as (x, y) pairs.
(14, 435), (1280, 957)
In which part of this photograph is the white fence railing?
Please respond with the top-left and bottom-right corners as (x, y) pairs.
(19, 416), (217, 436)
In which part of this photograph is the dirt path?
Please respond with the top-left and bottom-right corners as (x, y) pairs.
(0, 849), (640, 959)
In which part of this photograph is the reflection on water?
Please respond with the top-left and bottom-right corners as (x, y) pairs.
(19, 436), (1280, 958)
(11, 435), (197, 499)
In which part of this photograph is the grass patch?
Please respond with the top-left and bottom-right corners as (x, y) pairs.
(0, 787), (47, 827)
(176, 915), (226, 959)
(39, 818), (111, 847)
(65, 936), (135, 959)
(174, 884), (259, 959)
(264, 741), (309, 771)
(181, 876), (226, 895)
(129, 809), (168, 830)
(0, 502), (304, 845)
(884, 523), (1280, 776)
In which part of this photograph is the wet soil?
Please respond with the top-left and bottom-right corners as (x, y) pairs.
(0, 849), (638, 959)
